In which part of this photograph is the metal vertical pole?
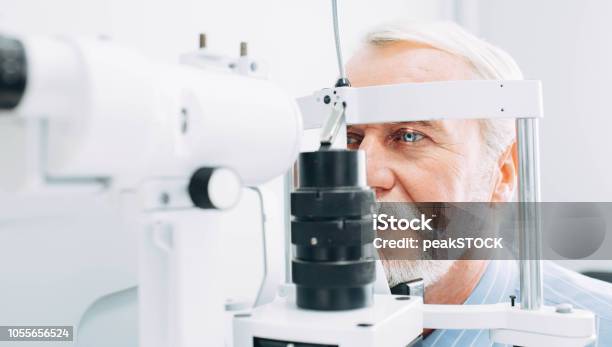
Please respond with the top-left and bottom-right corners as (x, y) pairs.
(516, 118), (543, 310)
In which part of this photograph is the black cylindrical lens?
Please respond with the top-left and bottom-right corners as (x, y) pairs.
(291, 149), (376, 311)
(0, 36), (27, 110)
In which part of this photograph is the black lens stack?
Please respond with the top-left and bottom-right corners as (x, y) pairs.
(0, 36), (27, 110)
(291, 149), (376, 311)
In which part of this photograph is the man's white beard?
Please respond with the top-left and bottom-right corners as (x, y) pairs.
(381, 259), (456, 288)
(374, 203), (457, 288)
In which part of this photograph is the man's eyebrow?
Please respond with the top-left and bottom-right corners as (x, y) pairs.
(347, 120), (448, 133)
(388, 121), (444, 130)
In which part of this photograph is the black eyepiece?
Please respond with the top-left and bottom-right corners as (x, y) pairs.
(291, 149), (376, 311)
(0, 36), (27, 110)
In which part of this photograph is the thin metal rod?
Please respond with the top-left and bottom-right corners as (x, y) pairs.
(283, 168), (294, 283)
(240, 41), (248, 57)
(199, 33), (207, 48)
(516, 118), (543, 310)
(331, 0), (346, 80)
(319, 101), (345, 149)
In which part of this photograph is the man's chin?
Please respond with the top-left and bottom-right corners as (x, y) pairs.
(380, 259), (456, 288)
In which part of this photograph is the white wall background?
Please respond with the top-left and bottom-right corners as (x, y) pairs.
(455, 0), (612, 202)
(454, 0), (612, 272)
(0, 0), (445, 97)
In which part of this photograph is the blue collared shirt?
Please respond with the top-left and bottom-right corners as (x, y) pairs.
(424, 260), (612, 346)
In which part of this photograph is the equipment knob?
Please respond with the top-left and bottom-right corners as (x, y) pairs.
(188, 167), (242, 209)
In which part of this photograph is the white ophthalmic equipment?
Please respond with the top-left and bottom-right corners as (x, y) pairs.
(0, 1), (597, 347)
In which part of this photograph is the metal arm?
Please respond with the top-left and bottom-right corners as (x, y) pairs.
(517, 118), (544, 310)
(298, 80), (544, 129)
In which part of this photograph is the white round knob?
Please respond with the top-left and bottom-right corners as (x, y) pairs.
(188, 167), (242, 210)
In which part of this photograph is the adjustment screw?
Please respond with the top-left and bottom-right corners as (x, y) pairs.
(160, 192), (170, 205)
(199, 33), (206, 48)
(556, 303), (573, 314)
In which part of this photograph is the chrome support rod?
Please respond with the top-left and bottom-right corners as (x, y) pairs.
(283, 167), (294, 284)
(516, 118), (543, 310)
(331, 0), (346, 80)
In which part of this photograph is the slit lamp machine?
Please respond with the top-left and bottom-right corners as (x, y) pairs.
(0, 1), (597, 346)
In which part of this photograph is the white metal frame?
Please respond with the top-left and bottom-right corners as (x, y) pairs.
(298, 80), (543, 129)
(234, 294), (423, 347)
(424, 303), (596, 346)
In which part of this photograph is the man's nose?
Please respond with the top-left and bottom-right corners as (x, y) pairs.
(359, 134), (395, 195)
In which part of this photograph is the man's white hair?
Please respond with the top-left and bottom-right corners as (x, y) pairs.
(365, 20), (522, 164)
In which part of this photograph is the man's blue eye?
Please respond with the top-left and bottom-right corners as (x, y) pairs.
(347, 133), (362, 145)
(401, 131), (424, 143)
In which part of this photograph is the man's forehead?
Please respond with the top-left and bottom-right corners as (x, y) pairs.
(346, 41), (477, 87)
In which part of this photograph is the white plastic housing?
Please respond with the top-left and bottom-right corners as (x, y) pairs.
(8, 36), (302, 187)
(234, 294), (423, 347)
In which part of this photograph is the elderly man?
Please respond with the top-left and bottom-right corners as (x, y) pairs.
(344, 21), (612, 346)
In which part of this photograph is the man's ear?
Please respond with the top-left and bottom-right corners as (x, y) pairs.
(490, 140), (518, 202)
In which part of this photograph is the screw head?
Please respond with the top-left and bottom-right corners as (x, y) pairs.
(556, 303), (573, 314)
(199, 33), (207, 48)
(509, 295), (517, 307)
(160, 192), (170, 205)
(180, 108), (188, 134)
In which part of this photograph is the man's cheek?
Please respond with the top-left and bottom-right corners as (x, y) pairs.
(394, 166), (462, 202)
